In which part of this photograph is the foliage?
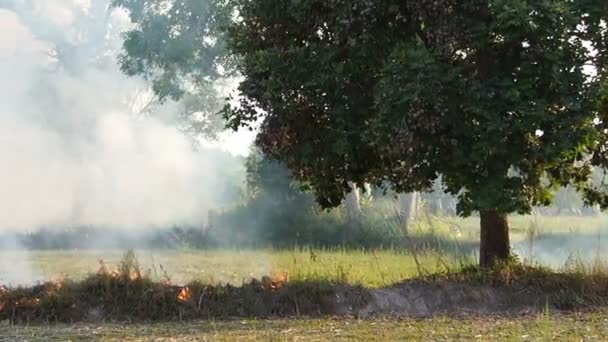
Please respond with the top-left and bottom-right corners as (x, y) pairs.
(211, 200), (408, 249)
(111, 0), (235, 137)
(111, 0), (234, 101)
(225, 0), (608, 217)
(245, 147), (311, 205)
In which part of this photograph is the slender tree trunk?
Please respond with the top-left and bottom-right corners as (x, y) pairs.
(398, 192), (418, 234)
(345, 182), (361, 220)
(428, 192), (442, 215)
(479, 210), (510, 267)
(343, 182), (361, 243)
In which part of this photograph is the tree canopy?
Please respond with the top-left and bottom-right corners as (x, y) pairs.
(227, 0), (608, 214)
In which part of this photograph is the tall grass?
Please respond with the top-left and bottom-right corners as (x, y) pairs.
(0, 248), (475, 288)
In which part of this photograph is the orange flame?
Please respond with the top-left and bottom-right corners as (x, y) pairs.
(270, 272), (289, 290)
(48, 276), (65, 293)
(177, 286), (192, 303)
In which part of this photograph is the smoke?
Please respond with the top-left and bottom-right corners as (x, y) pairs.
(0, 2), (243, 233)
(0, 1), (250, 286)
(513, 221), (608, 269)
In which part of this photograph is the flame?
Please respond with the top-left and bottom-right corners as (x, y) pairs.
(177, 286), (192, 303)
(43, 277), (64, 297)
(97, 261), (128, 279)
(49, 275), (65, 288)
(97, 260), (113, 277)
(270, 272), (289, 290)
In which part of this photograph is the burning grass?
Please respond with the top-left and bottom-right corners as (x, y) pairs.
(5, 263), (608, 326)
(0, 248), (469, 287)
(0, 251), (366, 324)
(5, 251), (608, 324)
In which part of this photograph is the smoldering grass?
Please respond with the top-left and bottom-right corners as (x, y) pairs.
(0, 250), (370, 324)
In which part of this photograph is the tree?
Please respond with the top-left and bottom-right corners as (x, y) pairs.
(245, 147), (308, 205)
(244, 148), (319, 244)
(111, 0), (234, 137)
(398, 192), (418, 234)
(345, 182), (362, 221)
(224, 0), (608, 267)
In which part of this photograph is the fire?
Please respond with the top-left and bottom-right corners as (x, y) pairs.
(48, 275), (65, 293)
(97, 260), (114, 277)
(177, 286), (192, 303)
(97, 260), (125, 279)
(270, 272), (289, 290)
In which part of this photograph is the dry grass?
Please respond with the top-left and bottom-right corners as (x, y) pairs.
(5, 251), (608, 324)
(0, 251), (368, 324)
(1, 214), (608, 339)
(3, 313), (608, 341)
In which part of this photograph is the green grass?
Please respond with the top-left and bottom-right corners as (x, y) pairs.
(414, 213), (608, 242)
(1, 249), (471, 288)
(2, 214), (608, 339)
(3, 214), (607, 288)
(3, 313), (608, 341)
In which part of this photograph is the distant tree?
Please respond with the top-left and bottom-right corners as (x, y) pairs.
(224, 1), (608, 267)
(344, 182), (362, 221)
(244, 148), (320, 243)
(111, 0), (234, 137)
(398, 192), (418, 233)
(245, 148), (308, 204)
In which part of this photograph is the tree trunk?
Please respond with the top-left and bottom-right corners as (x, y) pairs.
(479, 210), (510, 267)
(427, 192), (442, 215)
(398, 192), (418, 234)
(342, 182), (361, 243)
(345, 182), (362, 220)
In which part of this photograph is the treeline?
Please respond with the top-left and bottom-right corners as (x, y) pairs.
(4, 150), (602, 251)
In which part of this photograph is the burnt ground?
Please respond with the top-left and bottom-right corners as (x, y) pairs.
(349, 281), (533, 317)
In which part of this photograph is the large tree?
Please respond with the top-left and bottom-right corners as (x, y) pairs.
(114, 0), (608, 267)
(224, 0), (608, 267)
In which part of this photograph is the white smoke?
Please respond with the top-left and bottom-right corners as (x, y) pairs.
(0, 2), (239, 233)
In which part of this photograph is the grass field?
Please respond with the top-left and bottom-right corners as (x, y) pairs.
(3, 313), (608, 341)
(2, 214), (608, 340)
(0, 248), (470, 287)
(2, 214), (607, 287)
